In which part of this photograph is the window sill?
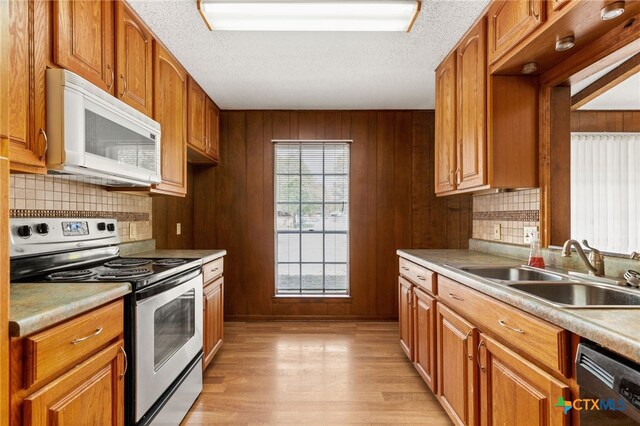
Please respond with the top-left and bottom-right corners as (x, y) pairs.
(272, 294), (352, 303)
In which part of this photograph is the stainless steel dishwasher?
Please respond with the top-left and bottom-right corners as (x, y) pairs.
(576, 342), (640, 425)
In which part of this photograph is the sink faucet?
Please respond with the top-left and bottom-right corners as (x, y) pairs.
(561, 239), (605, 276)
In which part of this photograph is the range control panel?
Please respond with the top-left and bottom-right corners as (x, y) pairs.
(10, 218), (120, 258)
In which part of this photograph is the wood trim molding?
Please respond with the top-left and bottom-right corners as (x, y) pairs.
(571, 52), (640, 110)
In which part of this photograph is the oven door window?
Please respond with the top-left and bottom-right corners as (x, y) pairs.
(153, 288), (196, 371)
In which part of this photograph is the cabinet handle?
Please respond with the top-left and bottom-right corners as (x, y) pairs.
(38, 128), (48, 161)
(455, 168), (461, 185)
(448, 293), (463, 301)
(71, 327), (103, 345)
(401, 267), (410, 271)
(462, 329), (473, 361)
(119, 346), (128, 380)
(498, 319), (525, 334)
(477, 340), (486, 372)
(106, 64), (114, 91)
(448, 170), (454, 185)
(119, 74), (127, 97)
(530, 0), (540, 19)
(416, 275), (427, 281)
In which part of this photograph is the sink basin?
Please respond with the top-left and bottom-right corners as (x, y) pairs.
(458, 266), (565, 282)
(509, 283), (640, 308)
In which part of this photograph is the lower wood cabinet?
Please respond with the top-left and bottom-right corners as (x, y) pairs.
(398, 277), (414, 361)
(413, 287), (436, 393)
(478, 333), (570, 426)
(436, 303), (478, 426)
(202, 257), (224, 370)
(23, 340), (125, 426)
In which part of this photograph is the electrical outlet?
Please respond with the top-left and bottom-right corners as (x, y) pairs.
(176, 223), (181, 235)
(493, 224), (501, 240)
(129, 223), (137, 240)
(524, 226), (538, 244)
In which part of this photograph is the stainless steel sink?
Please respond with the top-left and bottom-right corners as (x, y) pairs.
(509, 282), (640, 308)
(458, 266), (565, 282)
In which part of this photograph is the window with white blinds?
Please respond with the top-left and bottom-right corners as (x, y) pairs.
(571, 132), (640, 254)
(275, 142), (350, 295)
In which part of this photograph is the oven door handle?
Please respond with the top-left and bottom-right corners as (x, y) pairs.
(136, 268), (202, 302)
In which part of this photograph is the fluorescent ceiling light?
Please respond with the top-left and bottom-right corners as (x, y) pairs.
(198, 0), (421, 32)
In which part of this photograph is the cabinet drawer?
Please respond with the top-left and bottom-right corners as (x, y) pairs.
(25, 300), (124, 388)
(399, 258), (436, 294)
(438, 276), (569, 377)
(203, 257), (224, 283)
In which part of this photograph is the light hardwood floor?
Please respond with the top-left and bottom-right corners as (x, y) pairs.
(183, 321), (452, 425)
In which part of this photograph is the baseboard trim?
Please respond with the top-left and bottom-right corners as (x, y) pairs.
(224, 315), (398, 322)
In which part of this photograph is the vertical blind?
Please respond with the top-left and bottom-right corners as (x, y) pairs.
(571, 132), (640, 254)
(275, 142), (350, 295)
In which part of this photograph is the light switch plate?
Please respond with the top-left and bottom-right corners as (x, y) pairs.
(524, 226), (538, 244)
(129, 223), (137, 240)
(176, 223), (182, 235)
(493, 224), (501, 240)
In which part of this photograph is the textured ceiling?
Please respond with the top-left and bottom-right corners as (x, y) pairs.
(128, 0), (490, 110)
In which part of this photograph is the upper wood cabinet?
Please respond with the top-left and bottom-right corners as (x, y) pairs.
(456, 18), (487, 191)
(435, 51), (457, 194)
(205, 97), (220, 162)
(115, 1), (153, 116)
(413, 287), (436, 393)
(153, 42), (187, 197)
(53, 0), (116, 94)
(487, 0), (545, 65)
(399, 277), (414, 361)
(188, 76), (207, 154)
(7, 0), (48, 174)
(436, 303), (478, 426)
(478, 333), (570, 426)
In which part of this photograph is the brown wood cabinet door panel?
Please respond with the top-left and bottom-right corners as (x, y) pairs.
(152, 42), (187, 196)
(205, 97), (220, 162)
(399, 277), (414, 361)
(115, 1), (153, 116)
(8, 0), (47, 172)
(413, 287), (436, 393)
(488, 0), (545, 64)
(53, 0), (115, 94)
(457, 19), (487, 190)
(23, 340), (125, 426)
(479, 334), (570, 426)
(203, 277), (223, 369)
(437, 303), (478, 426)
(435, 51), (456, 194)
(188, 77), (207, 153)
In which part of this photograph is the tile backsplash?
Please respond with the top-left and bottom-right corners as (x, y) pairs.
(9, 174), (152, 243)
(472, 189), (540, 245)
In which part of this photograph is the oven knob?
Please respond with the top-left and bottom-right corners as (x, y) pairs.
(107, 223), (116, 232)
(17, 225), (32, 238)
(97, 222), (106, 231)
(35, 223), (49, 235)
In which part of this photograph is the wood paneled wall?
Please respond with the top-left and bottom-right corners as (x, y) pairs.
(155, 110), (472, 319)
(152, 166), (195, 249)
(571, 110), (640, 132)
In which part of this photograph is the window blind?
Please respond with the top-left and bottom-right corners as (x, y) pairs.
(571, 132), (640, 254)
(275, 142), (350, 295)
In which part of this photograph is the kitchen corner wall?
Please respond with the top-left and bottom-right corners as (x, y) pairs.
(472, 188), (540, 245)
(9, 174), (152, 243)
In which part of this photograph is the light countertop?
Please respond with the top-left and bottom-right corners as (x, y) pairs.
(124, 249), (226, 264)
(10, 282), (131, 338)
(398, 249), (640, 364)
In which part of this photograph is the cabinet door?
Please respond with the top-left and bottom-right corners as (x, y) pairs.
(115, 1), (153, 116)
(205, 97), (220, 162)
(23, 340), (125, 426)
(203, 278), (223, 370)
(437, 303), (478, 426)
(478, 333), (569, 426)
(8, 0), (47, 173)
(188, 77), (207, 154)
(53, 0), (115, 94)
(457, 19), (487, 191)
(487, 0), (545, 64)
(435, 51), (456, 194)
(413, 287), (436, 393)
(152, 42), (187, 197)
(399, 277), (414, 361)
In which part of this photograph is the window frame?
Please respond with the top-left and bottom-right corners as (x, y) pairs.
(273, 140), (351, 297)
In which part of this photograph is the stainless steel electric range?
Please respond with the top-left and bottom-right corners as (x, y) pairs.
(10, 217), (204, 426)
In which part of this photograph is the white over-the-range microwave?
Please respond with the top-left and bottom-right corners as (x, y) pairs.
(46, 68), (162, 187)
